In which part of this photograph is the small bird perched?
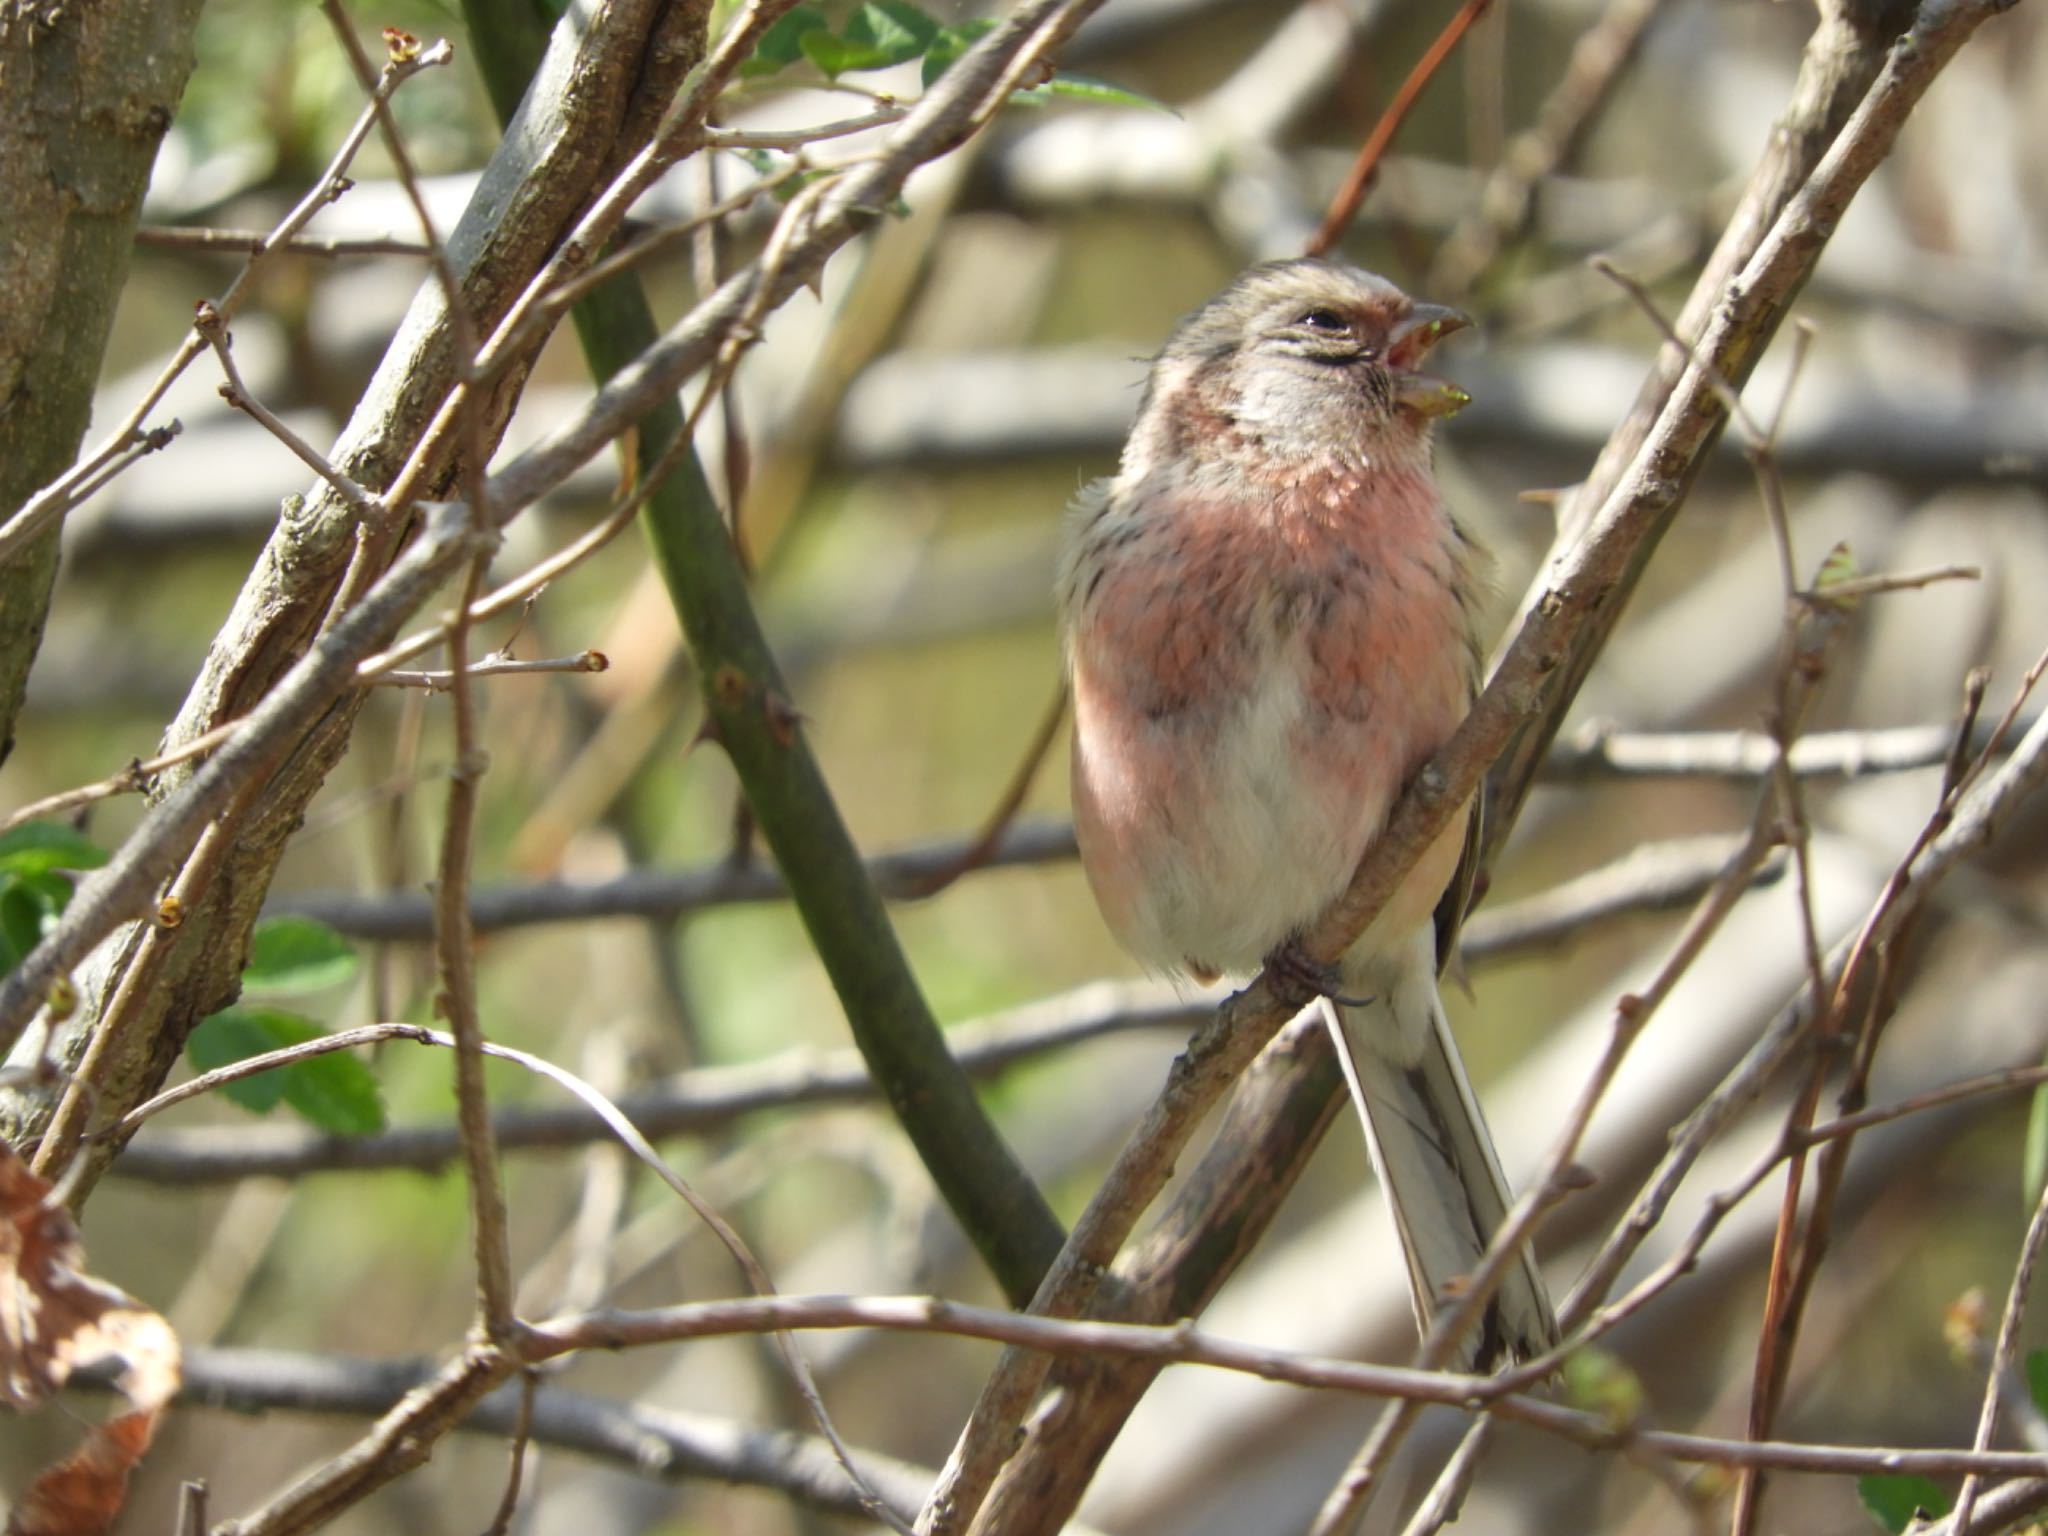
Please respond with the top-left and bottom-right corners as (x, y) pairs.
(1057, 258), (1556, 1367)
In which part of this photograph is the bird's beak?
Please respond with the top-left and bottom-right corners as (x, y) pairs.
(1388, 304), (1473, 419)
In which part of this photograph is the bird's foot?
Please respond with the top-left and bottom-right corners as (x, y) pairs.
(1262, 940), (1374, 1011)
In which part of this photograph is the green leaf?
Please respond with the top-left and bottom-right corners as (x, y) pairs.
(846, 0), (938, 56)
(1812, 540), (1862, 609)
(1559, 1346), (1644, 1430)
(188, 1006), (309, 1114)
(186, 1006), (384, 1133)
(242, 915), (358, 995)
(738, 3), (829, 76)
(280, 1045), (387, 1135)
(919, 18), (996, 86)
(725, 146), (833, 204)
(0, 821), (107, 877)
(0, 881), (42, 974)
(2026, 1348), (2048, 1415)
(1013, 72), (1176, 113)
(0, 869), (69, 974)
(797, 30), (882, 77)
(1858, 1474), (1950, 1533)
(800, 2), (938, 76)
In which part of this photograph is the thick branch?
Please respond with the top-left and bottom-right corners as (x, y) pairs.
(0, 0), (206, 759)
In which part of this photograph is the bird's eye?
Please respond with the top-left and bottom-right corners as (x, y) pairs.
(1298, 308), (1348, 332)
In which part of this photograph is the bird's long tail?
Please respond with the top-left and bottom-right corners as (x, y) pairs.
(1328, 975), (1558, 1369)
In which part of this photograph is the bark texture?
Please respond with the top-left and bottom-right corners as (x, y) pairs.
(0, 0), (712, 1183)
(0, 0), (207, 761)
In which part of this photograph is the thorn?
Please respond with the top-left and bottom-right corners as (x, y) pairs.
(764, 689), (805, 747)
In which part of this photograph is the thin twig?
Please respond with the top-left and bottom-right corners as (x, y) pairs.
(144, 1020), (921, 1533)
(707, 106), (909, 149)
(1543, 718), (2025, 783)
(0, 501), (489, 1054)
(177, 1480), (207, 1536)
(895, 684), (1069, 899)
(1306, 0), (1494, 256)
(112, 984), (1205, 1180)
(136, 225), (433, 258)
(193, 300), (381, 519)
(368, 651), (608, 691)
(431, 547), (521, 1343)
(0, 39), (450, 566)
(0, 718), (241, 839)
(516, 1292), (2048, 1481)
(1429, 0), (1677, 294)
(1938, 1173), (2048, 1530)
(357, 426), (703, 680)
(480, 1371), (538, 1536)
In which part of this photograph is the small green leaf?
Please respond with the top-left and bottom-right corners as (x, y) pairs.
(845, 0), (938, 56)
(1812, 540), (1862, 609)
(726, 146), (833, 203)
(0, 883), (42, 974)
(800, 2), (939, 76)
(2026, 1349), (2048, 1415)
(1559, 1346), (1644, 1430)
(188, 1007), (310, 1114)
(280, 1047), (387, 1135)
(797, 30), (883, 76)
(0, 870), (67, 973)
(738, 3), (829, 76)
(0, 821), (108, 877)
(1014, 72), (1176, 113)
(1858, 1473), (1950, 1533)
(186, 1005), (384, 1133)
(919, 18), (996, 85)
(243, 915), (358, 995)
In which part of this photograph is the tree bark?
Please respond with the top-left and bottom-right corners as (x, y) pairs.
(0, 0), (711, 1186)
(0, 0), (207, 761)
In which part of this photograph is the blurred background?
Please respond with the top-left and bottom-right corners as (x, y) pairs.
(6, 0), (2048, 1531)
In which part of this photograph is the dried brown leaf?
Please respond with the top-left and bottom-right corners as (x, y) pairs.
(8, 1409), (162, 1536)
(0, 1144), (180, 1535)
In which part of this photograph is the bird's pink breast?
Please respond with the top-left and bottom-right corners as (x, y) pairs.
(1065, 463), (1473, 977)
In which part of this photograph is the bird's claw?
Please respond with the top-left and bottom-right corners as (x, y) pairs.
(1263, 941), (1374, 1011)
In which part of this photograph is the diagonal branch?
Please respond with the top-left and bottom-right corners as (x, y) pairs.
(933, 3), (2022, 1531)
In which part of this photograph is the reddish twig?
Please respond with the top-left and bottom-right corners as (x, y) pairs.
(1306, 0), (1495, 257)
(896, 684), (1069, 899)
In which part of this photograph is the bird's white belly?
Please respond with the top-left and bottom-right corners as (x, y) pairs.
(1131, 656), (1370, 978)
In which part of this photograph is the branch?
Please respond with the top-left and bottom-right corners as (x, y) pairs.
(112, 984), (1204, 1183)
(1305, 0), (1493, 255)
(0, 501), (490, 1053)
(0, 0), (719, 1190)
(277, 818), (1079, 938)
(935, 2), (2021, 1529)
(520, 1291), (2048, 1481)
(1427, 0), (1678, 295)
(137, 1346), (948, 1526)
(1475, 0), (1925, 857)
(0, 0), (208, 764)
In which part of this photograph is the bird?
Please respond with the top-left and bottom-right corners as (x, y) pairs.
(1056, 257), (1557, 1367)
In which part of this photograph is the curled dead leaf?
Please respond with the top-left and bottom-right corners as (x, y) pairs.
(0, 1143), (180, 1535)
